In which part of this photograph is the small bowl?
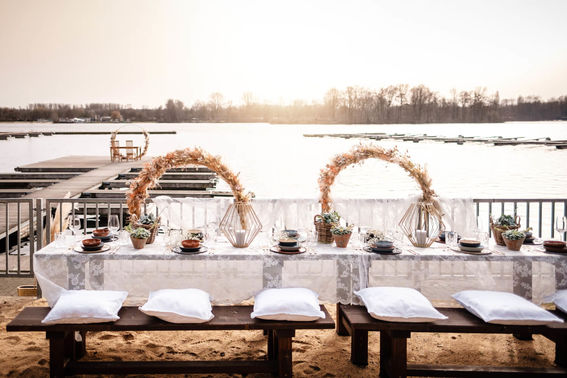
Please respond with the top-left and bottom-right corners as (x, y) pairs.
(279, 238), (298, 247)
(524, 231), (533, 239)
(82, 238), (101, 247)
(373, 240), (394, 249)
(93, 228), (110, 237)
(544, 240), (566, 248)
(438, 231), (446, 241)
(460, 239), (481, 248)
(283, 229), (299, 238)
(182, 239), (200, 249)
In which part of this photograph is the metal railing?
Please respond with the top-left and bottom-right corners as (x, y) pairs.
(474, 198), (567, 240)
(0, 197), (566, 277)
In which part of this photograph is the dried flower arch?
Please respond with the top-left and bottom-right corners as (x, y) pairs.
(127, 147), (250, 217)
(110, 127), (150, 160)
(318, 144), (442, 214)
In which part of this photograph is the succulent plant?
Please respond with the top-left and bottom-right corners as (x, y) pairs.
(502, 229), (525, 240)
(138, 213), (157, 225)
(331, 224), (353, 235)
(494, 215), (517, 227)
(320, 211), (340, 224)
(125, 224), (151, 239)
(184, 230), (203, 241)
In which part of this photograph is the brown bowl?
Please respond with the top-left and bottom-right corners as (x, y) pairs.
(93, 228), (110, 237)
(82, 238), (101, 247)
(182, 239), (200, 249)
(544, 240), (566, 248)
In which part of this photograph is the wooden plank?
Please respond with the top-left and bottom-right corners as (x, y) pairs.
(7, 306), (335, 332)
(82, 189), (232, 198)
(118, 172), (216, 180)
(0, 173), (80, 179)
(100, 179), (216, 190)
(407, 364), (567, 377)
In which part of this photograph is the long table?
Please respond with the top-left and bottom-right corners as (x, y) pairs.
(34, 237), (567, 305)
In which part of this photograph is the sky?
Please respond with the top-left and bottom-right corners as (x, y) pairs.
(0, 0), (566, 107)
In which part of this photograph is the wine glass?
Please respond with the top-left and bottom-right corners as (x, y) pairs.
(556, 216), (567, 241)
(68, 216), (81, 239)
(108, 215), (120, 236)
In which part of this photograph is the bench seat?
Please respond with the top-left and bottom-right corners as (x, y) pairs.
(7, 305), (334, 377)
(337, 304), (567, 377)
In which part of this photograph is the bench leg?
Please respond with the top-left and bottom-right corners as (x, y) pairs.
(268, 329), (277, 361)
(351, 328), (369, 366)
(513, 332), (533, 341)
(47, 332), (66, 378)
(380, 331), (409, 378)
(75, 331), (87, 359)
(556, 335), (567, 367)
(336, 303), (349, 336)
(274, 329), (294, 378)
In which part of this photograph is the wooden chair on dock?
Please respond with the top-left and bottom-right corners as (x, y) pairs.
(109, 140), (121, 162)
(125, 140), (135, 160)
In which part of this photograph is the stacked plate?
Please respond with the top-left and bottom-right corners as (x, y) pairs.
(458, 239), (484, 253)
(543, 240), (567, 253)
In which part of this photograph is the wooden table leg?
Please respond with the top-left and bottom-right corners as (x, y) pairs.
(275, 329), (295, 378)
(351, 328), (369, 366)
(47, 332), (66, 378)
(336, 303), (349, 336)
(380, 330), (409, 378)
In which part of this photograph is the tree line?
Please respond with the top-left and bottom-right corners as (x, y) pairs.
(1, 85), (566, 124)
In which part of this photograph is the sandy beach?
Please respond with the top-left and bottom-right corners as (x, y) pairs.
(0, 296), (558, 377)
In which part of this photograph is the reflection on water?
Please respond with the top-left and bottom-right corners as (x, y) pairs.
(0, 121), (566, 199)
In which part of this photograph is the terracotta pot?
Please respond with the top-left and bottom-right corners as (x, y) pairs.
(503, 236), (525, 251)
(130, 236), (148, 249)
(314, 215), (334, 244)
(134, 222), (159, 244)
(333, 233), (352, 248)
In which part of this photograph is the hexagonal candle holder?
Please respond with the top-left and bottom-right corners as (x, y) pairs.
(398, 201), (442, 248)
(219, 201), (262, 248)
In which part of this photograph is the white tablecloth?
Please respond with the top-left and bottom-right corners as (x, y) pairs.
(34, 236), (567, 307)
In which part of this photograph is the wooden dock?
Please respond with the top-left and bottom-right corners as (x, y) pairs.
(304, 132), (567, 148)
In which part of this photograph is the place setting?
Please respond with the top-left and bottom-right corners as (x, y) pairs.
(269, 229), (307, 255)
(171, 229), (209, 255)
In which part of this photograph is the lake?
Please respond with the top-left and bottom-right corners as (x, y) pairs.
(0, 121), (566, 199)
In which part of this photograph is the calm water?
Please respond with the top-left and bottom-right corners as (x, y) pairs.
(0, 121), (566, 199)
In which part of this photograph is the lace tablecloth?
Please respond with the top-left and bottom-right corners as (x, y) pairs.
(34, 236), (567, 306)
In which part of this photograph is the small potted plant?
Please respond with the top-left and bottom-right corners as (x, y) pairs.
(331, 224), (354, 248)
(133, 213), (160, 244)
(314, 211), (340, 244)
(490, 215), (520, 246)
(502, 229), (526, 251)
(125, 224), (151, 249)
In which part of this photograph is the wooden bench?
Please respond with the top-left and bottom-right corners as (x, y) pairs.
(7, 305), (334, 377)
(337, 304), (567, 377)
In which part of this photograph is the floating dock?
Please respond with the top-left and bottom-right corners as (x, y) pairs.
(304, 132), (567, 149)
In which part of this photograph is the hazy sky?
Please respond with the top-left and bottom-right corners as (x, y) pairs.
(1, 0), (566, 107)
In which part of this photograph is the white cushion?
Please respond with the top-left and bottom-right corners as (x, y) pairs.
(452, 290), (563, 325)
(552, 290), (567, 314)
(355, 287), (448, 322)
(139, 288), (214, 323)
(251, 288), (325, 321)
(42, 290), (128, 324)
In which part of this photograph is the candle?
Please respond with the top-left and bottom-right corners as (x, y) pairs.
(415, 230), (427, 246)
(235, 230), (246, 246)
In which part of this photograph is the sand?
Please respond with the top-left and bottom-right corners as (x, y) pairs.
(0, 296), (558, 377)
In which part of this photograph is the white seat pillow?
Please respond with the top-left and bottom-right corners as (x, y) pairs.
(42, 290), (128, 324)
(139, 288), (214, 323)
(551, 290), (567, 314)
(355, 287), (447, 322)
(453, 290), (563, 325)
(251, 288), (325, 321)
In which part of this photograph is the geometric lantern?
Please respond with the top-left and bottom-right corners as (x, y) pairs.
(398, 201), (443, 248)
(219, 201), (262, 248)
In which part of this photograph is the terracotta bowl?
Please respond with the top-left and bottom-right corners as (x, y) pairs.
(181, 239), (200, 249)
(82, 238), (101, 247)
(544, 240), (566, 248)
(93, 228), (110, 237)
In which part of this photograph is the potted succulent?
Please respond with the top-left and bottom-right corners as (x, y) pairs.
(133, 213), (160, 244)
(314, 211), (340, 244)
(125, 224), (151, 249)
(331, 224), (354, 248)
(490, 214), (520, 246)
(502, 229), (526, 251)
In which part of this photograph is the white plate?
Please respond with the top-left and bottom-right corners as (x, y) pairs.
(74, 244), (111, 253)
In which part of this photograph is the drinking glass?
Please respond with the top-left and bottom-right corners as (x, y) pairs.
(206, 221), (219, 243)
(475, 231), (489, 248)
(357, 226), (370, 248)
(118, 230), (130, 246)
(54, 232), (65, 249)
(556, 216), (567, 241)
(446, 231), (458, 248)
(68, 216), (81, 239)
(108, 215), (120, 235)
